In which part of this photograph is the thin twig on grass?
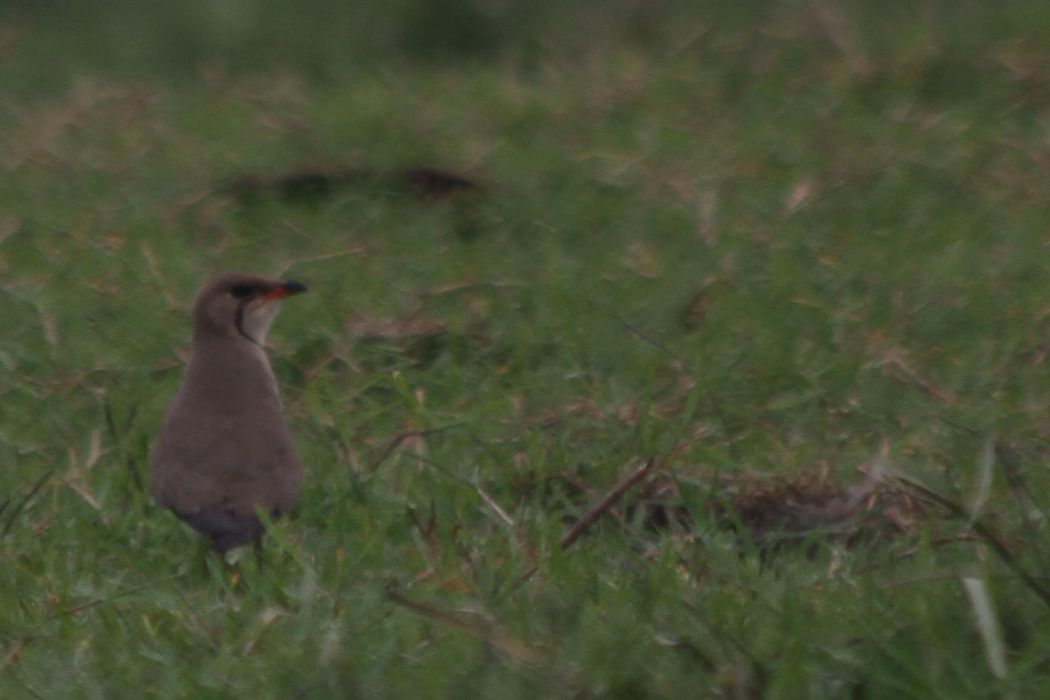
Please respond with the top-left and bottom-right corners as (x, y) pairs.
(891, 475), (1050, 608)
(854, 532), (981, 575)
(0, 636), (32, 674)
(511, 457), (661, 590)
(560, 458), (656, 550)
(56, 573), (187, 617)
(401, 453), (517, 531)
(369, 423), (466, 472)
(2, 469), (53, 536)
(610, 308), (690, 373)
(385, 588), (545, 665)
(996, 440), (1050, 537)
(559, 437), (695, 551)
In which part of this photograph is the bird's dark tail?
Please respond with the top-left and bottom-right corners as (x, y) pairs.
(178, 506), (265, 553)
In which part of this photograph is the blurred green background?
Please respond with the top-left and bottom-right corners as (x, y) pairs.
(4, 1), (1047, 89)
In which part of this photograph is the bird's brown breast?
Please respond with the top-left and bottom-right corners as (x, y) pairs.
(149, 335), (303, 520)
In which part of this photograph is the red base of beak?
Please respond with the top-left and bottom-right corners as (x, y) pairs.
(263, 280), (307, 300)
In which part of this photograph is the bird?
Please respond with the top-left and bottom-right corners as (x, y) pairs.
(150, 272), (307, 554)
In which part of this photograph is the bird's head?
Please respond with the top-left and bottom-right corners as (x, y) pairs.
(192, 272), (307, 344)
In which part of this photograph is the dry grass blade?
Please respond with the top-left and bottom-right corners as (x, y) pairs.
(57, 575), (184, 617)
(385, 589), (545, 665)
(291, 246), (367, 265)
(996, 440), (1050, 529)
(347, 315), (447, 342)
(397, 453), (518, 534)
(961, 576), (1008, 679)
(0, 636), (32, 673)
(2, 469), (53, 536)
(811, 0), (873, 78)
(243, 608), (287, 656)
(891, 475), (1050, 607)
(967, 438), (995, 526)
(475, 484), (515, 528)
(369, 423), (465, 472)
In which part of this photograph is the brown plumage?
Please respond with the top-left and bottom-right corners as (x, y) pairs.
(150, 272), (306, 553)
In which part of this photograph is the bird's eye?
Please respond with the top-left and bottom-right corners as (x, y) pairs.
(229, 284), (254, 299)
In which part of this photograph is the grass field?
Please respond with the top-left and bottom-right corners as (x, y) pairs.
(3, 2), (1050, 697)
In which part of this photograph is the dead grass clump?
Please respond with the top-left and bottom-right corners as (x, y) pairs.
(629, 470), (924, 549)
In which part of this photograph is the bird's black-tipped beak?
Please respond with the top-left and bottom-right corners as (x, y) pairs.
(261, 280), (308, 301)
(282, 280), (307, 295)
